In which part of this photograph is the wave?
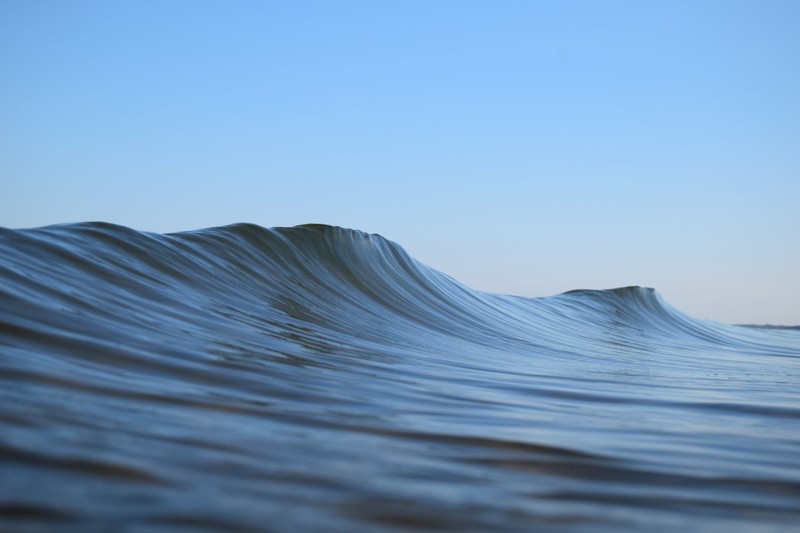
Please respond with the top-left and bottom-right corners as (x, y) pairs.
(1, 222), (799, 531)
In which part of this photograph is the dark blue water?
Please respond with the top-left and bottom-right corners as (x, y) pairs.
(1, 223), (798, 531)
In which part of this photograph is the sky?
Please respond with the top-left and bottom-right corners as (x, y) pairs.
(1, 1), (798, 325)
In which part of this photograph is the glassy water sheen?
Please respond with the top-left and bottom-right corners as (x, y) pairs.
(1, 223), (798, 532)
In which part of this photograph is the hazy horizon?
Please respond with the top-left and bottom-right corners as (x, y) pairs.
(2, 1), (798, 325)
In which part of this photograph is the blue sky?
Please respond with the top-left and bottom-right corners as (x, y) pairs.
(2, 1), (798, 324)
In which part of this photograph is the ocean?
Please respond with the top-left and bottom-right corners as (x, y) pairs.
(1, 222), (798, 531)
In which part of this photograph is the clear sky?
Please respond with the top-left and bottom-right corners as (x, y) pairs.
(2, 1), (798, 325)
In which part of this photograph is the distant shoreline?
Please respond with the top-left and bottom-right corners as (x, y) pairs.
(737, 324), (800, 330)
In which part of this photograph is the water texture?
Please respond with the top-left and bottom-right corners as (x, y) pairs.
(1, 223), (798, 531)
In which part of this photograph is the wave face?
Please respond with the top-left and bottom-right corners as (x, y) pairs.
(1, 222), (799, 531)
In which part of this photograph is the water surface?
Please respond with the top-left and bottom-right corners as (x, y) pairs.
(1, 223), (798, 531)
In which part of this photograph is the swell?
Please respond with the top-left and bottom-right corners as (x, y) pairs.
(2, 222), (791, 354)
(2, 222), (798, 423)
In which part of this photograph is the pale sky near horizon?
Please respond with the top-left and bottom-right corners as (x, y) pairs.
(1, 1), (798, 325)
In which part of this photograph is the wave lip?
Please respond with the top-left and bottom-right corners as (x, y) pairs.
(1, 222), (799, 531)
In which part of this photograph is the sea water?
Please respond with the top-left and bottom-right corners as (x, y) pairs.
(1, 223), (798, 531)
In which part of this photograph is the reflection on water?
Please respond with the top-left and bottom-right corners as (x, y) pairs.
(1, 223), (799, 531)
